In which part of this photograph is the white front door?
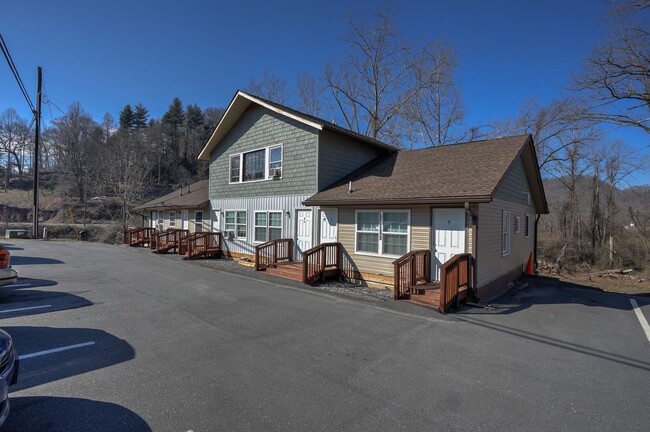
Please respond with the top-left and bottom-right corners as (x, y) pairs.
(296, 209), (313, 260)
(211, 210), (220, 233)
(319, 209), (338, 244)
(182, 210), (189, 230)
(432, 208), (466, 281)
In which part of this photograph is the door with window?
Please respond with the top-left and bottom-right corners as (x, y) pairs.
(182, 210), (189, 230)
(319, 209), (338, 244)
(432, 208), (466, 281)
(296, 210), (313, 260)
(211, 210), (219, 233)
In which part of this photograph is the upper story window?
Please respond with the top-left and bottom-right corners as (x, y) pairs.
(229, 144), (283, 183)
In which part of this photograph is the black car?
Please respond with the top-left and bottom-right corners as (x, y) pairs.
(0, 329), (18, 426)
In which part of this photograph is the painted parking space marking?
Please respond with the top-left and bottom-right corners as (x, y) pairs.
(18, 341), (96, 360)
(630, 299), (650, 344)
(0, 305), (52, 314)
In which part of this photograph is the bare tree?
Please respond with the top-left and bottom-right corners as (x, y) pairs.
(48, 103), (101, 203)
(0, 109), (31, 190)
(247, 70), (289, 104)
(403, 43), (464, 147)
(324, 8), (447, 145)
(573, 0), (650, 133)
(296, 72), (325, 117)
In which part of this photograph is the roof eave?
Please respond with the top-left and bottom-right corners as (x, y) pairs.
(303, 195), (493, 207)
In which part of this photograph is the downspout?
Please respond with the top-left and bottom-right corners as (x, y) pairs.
(465, 202), (479, 301)
(534, 214), (540, 274)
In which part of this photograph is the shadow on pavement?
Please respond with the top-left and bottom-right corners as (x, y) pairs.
(4, 396), (151, 431)
(0, 280), (92, 317)
(1, 243), (23, 251)
(10, 256), (64, 265)
(4, 326), (136, 391)
(461, 275), (642, 315)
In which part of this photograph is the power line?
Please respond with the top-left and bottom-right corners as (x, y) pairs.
(0, 32), (35, 113)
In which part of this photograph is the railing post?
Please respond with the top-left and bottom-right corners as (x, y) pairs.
(255, 245), (260, 271)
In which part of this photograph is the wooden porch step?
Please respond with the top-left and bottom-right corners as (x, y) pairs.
(264, 262), (303, 282)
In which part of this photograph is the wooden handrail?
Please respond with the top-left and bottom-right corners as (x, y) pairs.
(302, 242), (340, 284)
(155, 228), (188, 253)
(187, 232), (222, 259)
(125, 227), (156, 247)
(178, 232), (202, 255)
(439, 253), (473, 313)
(392, 250), (430, 300)
(255, 238), (293, 271)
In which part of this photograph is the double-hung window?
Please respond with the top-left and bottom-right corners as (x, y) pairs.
(254, 211), (283, 242)
(502, 211), (510, 256)
(229, 144), (283, 183)
(230, 155), (241, 182)
(158, 211), (164, 229)
(225, 211), (247, 239)
(169, 211), (176, 228)
(194, 211), (203, 233)
(355, 210), (409, 256)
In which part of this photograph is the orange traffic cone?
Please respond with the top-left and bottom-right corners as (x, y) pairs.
(524, 252), (534, 276)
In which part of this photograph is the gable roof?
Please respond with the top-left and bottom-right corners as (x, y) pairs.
(133, 180), (209, 212)
(304, 134), (549, 214)
(197, 91), (396, 161)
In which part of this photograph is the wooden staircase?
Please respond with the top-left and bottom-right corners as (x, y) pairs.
(264, 262), (304, 282)
(401, 282), (441, 308)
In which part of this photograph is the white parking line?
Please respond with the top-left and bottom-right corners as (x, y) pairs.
(0, 305), (52, 314)
(18, 342), (96, 360)
(630, 299), (650, 343)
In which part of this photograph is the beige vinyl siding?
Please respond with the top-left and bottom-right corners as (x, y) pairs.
(338, 206), (430, 280)
(476, 198), (535, 288)
(153, 205), (212, 233)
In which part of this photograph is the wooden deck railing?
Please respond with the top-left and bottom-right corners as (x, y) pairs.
(155, 228), (189, 254)
(178, 232), (202, 255)
(439, 253), (474, 313)
(125, 227), (156, 247)
(188, 232), (222, 259)
(302, 242), (340, 284)
(392, 250), (431, 300)
(255, 238), (293, 271)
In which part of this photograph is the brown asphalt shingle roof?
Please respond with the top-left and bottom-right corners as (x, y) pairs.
(133, 180), (209, 211)
(305, 135), (532, 205)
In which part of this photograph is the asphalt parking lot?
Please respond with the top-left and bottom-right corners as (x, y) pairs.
(1, 239), (649, 431)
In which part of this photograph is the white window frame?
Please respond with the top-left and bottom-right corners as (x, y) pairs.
(169, 211), (176, 228)
(225, 210), (247, 240)
(228, 144), (283, 184)
(158, 210), (164, 229)
(253, 210), (283, 243)
(268, 145), (283, 179)
(354, 209), (410, 258)
(194, 210), (203, 233)
(502, 211), (510, 256)
(229, 154), (241, 183)
(514, 216), (521, 234)
(525, 214), (531, 239)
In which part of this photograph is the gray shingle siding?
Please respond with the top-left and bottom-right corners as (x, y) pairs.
(317, 130), (389, 190)
(209, 107), (319, 199)
(494, 156), (532, 205)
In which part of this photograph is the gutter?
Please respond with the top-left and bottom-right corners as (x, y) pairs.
(303, 195), (493, 207)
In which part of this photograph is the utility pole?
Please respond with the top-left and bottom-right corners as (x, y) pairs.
(32, 66), (42, 238)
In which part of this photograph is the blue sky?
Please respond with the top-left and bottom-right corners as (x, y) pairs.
(1, 0), (648, 182)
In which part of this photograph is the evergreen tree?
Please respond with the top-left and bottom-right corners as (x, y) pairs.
(118, 104), (135, 129)
(133, 103), (149, 129)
